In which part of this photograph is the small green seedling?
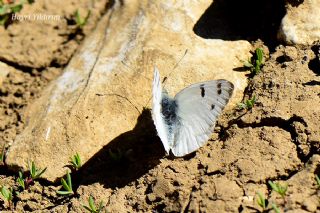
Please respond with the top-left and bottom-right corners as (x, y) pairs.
(0, 186), (13, 208)
(82, 195), (105, 213)
(243, 48), (265, 75)
(70, 152), (82, 170)
(29, 161), (47, 180)
(0, 0), (33, 26)
(268, 180), (287, 199)
(315, 174), (320, 188)
(74, 9), (91, 29)
(256, 192), (268, 211)
(0, 1), (22, 25)
(238, 95), (256, 110)
(271, 203), (281, 213)
(16, 161), (46, 190)
(17, 171), (25, 190)
(57, 171), (74, 196)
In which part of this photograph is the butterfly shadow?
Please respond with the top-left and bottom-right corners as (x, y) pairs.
(75, 108), (165, 189)
(302, 80), (320, 86)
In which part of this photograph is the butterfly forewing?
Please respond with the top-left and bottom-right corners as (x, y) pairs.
(152, 67), (171, 153)
(171, 80), (234, 156)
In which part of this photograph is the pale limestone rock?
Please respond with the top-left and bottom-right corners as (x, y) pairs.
(0, 62), (10, 86)
(6, 0), (251, 181)
(278, 0), (320, 45)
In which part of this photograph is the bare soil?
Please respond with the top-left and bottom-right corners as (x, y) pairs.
(1, 1), (320, 213)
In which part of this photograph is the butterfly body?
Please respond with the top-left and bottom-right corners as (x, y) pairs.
(160, 93), (178, 148)
(152, 67), (234, 157)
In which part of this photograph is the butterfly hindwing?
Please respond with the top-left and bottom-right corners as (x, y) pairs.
(171, 80), (234, 156)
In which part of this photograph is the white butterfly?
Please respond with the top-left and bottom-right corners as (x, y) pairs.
(152, 67), (234, 157)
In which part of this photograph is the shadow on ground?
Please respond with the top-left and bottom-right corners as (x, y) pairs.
(76, 108), (165, 189)
(193, 0), (286, 49)
(308, 44), (320, 75)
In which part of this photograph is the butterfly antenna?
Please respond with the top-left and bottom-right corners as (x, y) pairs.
(145, 49), (188, 108)
(162, 49), (188, 84)
(96, 93), (141, 114)
(121, 60), (134, 72)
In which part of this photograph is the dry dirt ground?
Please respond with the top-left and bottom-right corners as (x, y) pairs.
(1, 1), (320, 213)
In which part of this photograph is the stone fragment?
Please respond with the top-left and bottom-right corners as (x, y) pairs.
(278, 0), (320, 45)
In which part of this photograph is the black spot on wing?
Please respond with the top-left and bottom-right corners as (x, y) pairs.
(217, 88), (222, 95)
(217, 82), (222, 95)
(200, 84), (205, 97)
(211, 104), (215, 110)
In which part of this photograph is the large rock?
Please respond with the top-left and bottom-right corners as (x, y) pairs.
(5, 0), (251, 181)
(278, 0), (320, 45)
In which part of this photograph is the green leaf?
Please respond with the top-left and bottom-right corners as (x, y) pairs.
(10, 4), (23, 13)
(237, 103), (246, 110)
(268, 180), (287, 198)
(66, 172), (72, 190)
(1, 186), (9, 199)
(256, 48), (264, 64)
(57, 190), (73, 195)
(17, 171), (25, 189)
(70, 153), (82, 169)
(75, 9), (91, 28)
(0, 5), (9, 15)
(268, 180), (278, 190)
(243, 60), (253, 68)
(28, 161), (46, 179)
(7, 187), (12, 200)
(238, 95), (256, 110)
(1, 186), (12, 201)
(247, 95), (256, 109)
(256, 192), (266, 209)
(61, 178), (69, 191)
(272, 203), (281, 213)
(19, 171), (23, 179)
(89, 196), (96, 211)
(254, 61), (260, 74)
(30, 161), (36, 177)
(17, 178), (25, 189)
(35, 167), (47, 179)
(57, 171), (74, 196)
